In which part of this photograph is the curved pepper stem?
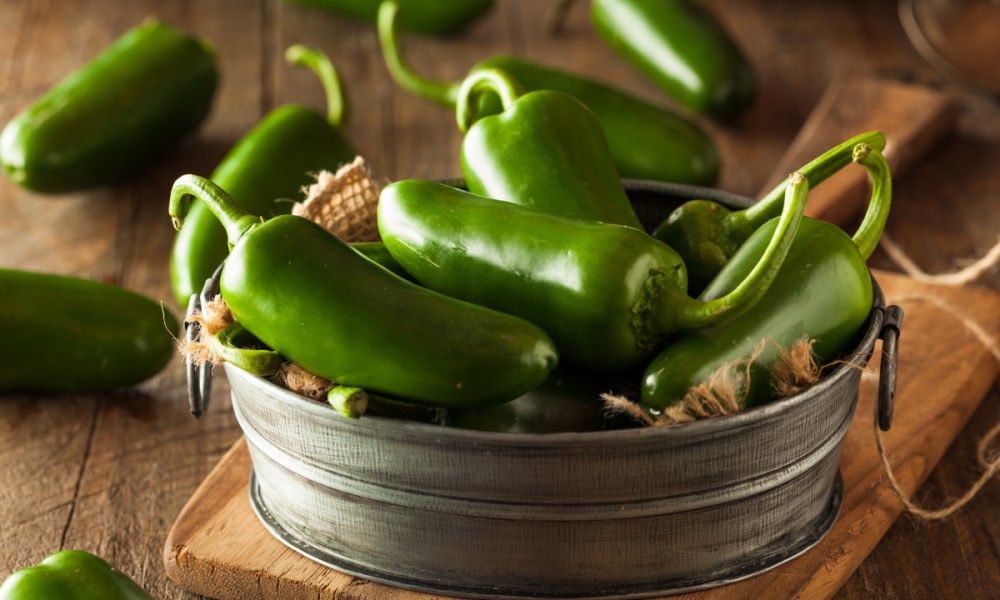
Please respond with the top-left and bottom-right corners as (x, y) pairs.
(210, 322), (284, 376)
(850, 143), (892, 260)
(377, 0), (461, 107)
(285, 44), (347, 128)
(655, 171), (809, 333)
(455, 68), (524, 133)
(169, 174), (259, 249)
(727, 130), (887, 241)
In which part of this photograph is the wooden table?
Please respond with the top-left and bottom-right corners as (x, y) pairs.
(2, 1), (998, 598)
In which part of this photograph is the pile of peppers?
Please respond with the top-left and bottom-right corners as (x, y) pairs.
(0, 6), (891, 422)
(178, 60), (891, 433)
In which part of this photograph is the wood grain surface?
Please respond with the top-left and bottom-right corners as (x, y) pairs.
(1, 1), (999, 599)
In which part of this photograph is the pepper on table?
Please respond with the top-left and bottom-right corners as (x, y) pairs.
(285, 0), (493, 35)
(457, 68), (641, 228)
(590, 0), (757, 119)
(377, 0), (719, 186)
(0, 19), (217, 193)
(642, 143), (892, 409)
(377, 169), (808, 376)
(169, 44), (356, 306)
(0, 550), (153, 600)
(0, 269), (178, 393)
(169, 175), (558, 408)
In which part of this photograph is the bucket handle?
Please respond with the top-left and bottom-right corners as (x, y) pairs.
(876, 304), (904, 431)
(185, 264), (224, 417)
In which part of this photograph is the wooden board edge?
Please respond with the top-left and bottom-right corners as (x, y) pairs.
(163, 437), (251, 586)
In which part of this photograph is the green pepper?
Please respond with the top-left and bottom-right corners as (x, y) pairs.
(169, 45), (355, 306)
(653, 131), (887, 292)
(377, 0), (719, 186)
(457, 68), (641, 228)
(287, 0), (492, 35)
(642, 144), (891, 409)
(0, 550), (152, 600)
(0, 20), (217, 193)
(590, 0), (755, 119)
(378, 173), (807, 376)
(0, 269), (178, 393)
(169, 175), (558, 408)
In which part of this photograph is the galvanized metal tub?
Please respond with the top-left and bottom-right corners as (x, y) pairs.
(192, 181), (902, 598)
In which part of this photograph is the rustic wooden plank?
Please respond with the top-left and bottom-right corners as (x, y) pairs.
(0, 2), (261, 599)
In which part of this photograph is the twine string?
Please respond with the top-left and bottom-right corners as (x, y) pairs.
(880, 232), (1000, 286)
(873, 231), (1000, 519)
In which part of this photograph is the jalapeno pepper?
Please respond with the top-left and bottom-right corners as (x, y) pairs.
(457, 68), (641, 228)
(591, 0), (755, 119)
(378, 173), (806, 375)
(169, 175), (558, 408)
(0, 269), (178, 393)
(377, 0), (719, 186)
(0, 20), (217, 193)
(642, 144), (891, 409)
(0, 550), (153, 600)
(653, 131), (887, 292)
(169, 45), (355, 306)
(287, 0), (492, 35)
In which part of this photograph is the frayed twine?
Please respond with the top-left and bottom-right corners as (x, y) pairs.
(292, 156), (381, 243)
(771, 338), (821, 396)
(606, 338), (823, 427)
(179, 295), (235, 367)
(271, 363), (335, 401)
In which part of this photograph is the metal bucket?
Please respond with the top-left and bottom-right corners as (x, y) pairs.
(187, 181), (903, 599)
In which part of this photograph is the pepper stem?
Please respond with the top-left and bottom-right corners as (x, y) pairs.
(660, 171), (809, 332)
(210, 323), (284, 376)
(850, 143), (892, 260)
(728, 131), (887, 240)
(377, 0), (461, 107)
(169, 175), (259, 249)
(285, 44), (346, 128)
(455, 68), (524, 133)
(328, 385), (369, 419)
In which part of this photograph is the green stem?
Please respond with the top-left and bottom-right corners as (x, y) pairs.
(727, 130), (887, 240)
(169, 174), (259, 248)
(377, 0), (461, 107)
(850, 143), (892, 260)
(328, 385), (369, 419)
(285, 44), (346, 128)
(455, 67), (524, 133)
(659, 171), (809, 332)
(210, 323), (284, 376)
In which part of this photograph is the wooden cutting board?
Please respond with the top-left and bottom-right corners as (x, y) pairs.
(163, 269), (1000, 600)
